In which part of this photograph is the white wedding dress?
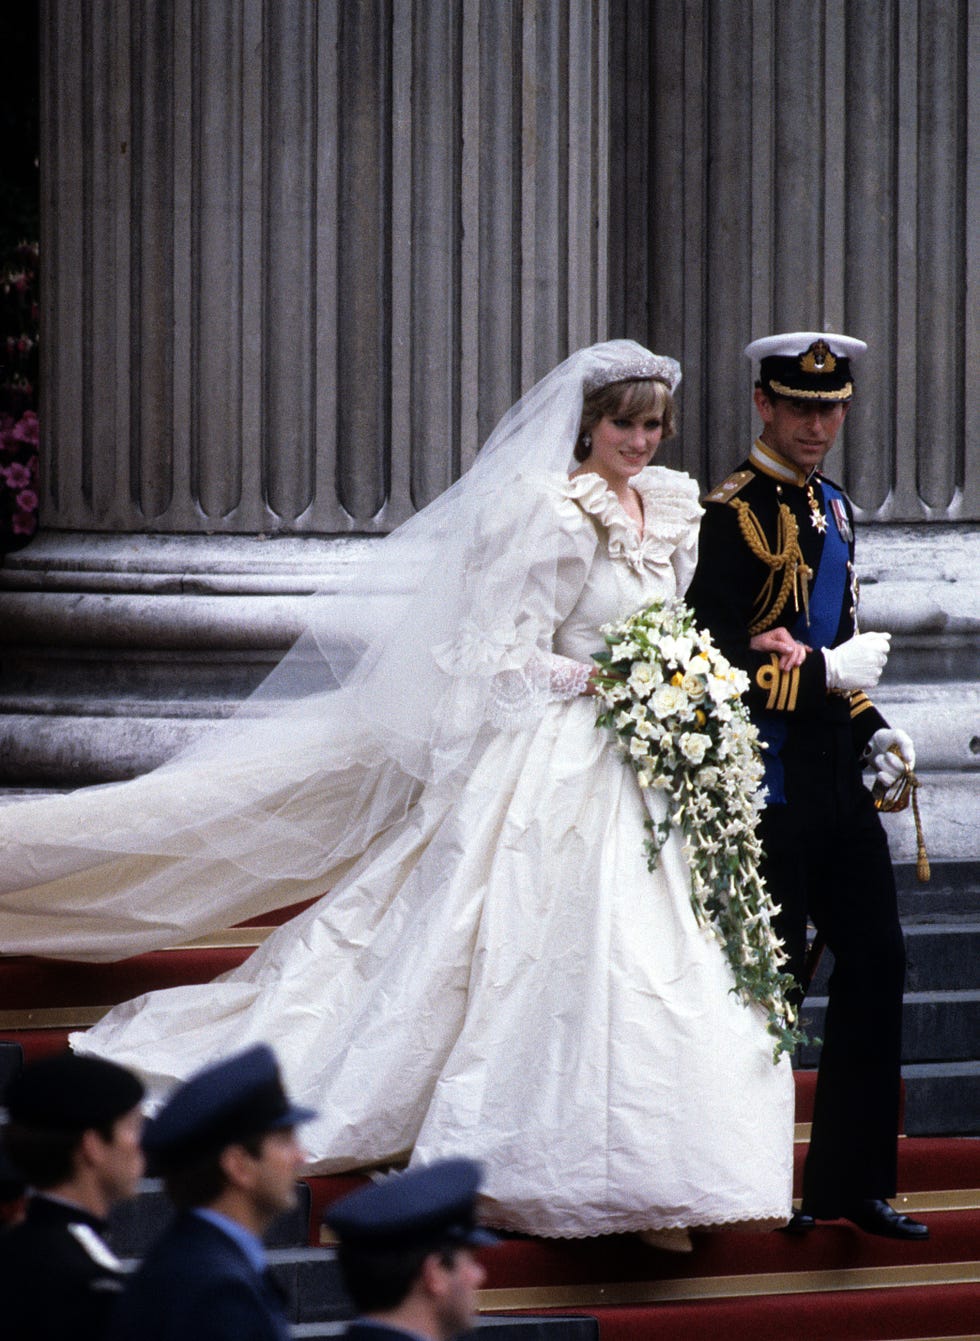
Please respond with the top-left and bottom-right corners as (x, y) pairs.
(3, 466), (794, 1237)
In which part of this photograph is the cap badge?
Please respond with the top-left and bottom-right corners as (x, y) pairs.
(800, 340), (837, 375)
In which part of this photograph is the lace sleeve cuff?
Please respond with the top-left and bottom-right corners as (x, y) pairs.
(549, 654), (592, 700)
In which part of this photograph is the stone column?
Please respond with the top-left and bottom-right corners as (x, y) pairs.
(609, 0), (979, 523)
(37, 0), (608, 535)
(0, 0), (610, 787)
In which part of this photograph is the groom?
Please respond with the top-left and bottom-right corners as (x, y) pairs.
(686, 331), (926, 1240)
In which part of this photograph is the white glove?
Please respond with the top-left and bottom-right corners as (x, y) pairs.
(868, 727), (916, 787)
(823, 631), (891, 693)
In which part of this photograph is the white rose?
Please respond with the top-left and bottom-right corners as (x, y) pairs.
(628, 661), (657, 697)
(695, 765), (720, 789)
(707, 674), (735, 704)
(651, 684), (688, 719)
(680, 670), (707, 701)
(679, 731), (711, 765)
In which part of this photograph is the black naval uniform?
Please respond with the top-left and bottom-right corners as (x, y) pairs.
(107, 1211), (291, 1341)
(0, 1193), (127, 1341)
(686, 444), (906, 1212)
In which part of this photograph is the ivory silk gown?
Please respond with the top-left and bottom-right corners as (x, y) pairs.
(6, 467), (794, 1236)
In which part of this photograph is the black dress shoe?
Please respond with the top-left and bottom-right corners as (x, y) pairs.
(840, 1199), (929, 1240)
(778, 1210), (815, 1234)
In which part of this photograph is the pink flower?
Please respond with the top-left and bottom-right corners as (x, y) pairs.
(11, 412), (38, 445)
(16, 489), (38, 511)
(4, 463), (32, 488)
(12, 511), (36, 535)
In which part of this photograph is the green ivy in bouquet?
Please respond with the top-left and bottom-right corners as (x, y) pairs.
(592, 597), (805, 1059)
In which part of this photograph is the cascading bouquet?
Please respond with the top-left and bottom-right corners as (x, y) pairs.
(592, 597), (805, 1059)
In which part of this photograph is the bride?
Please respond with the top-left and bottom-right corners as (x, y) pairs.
(0, 341), (794, 1239)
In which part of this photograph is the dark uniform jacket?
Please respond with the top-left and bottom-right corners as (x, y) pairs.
(107, 1211), (290, 1341)
(686, 443), (887, 803)
(0, 1193), (127, 1341)
(345, 1323), (432, 1341)
(688, 441), (906, 1208)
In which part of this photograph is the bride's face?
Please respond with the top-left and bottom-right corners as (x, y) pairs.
(583, 409), (664, 486)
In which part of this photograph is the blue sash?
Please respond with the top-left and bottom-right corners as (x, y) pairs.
(758, 480), (851, 803)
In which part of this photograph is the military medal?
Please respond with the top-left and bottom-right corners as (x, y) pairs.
(806, 483), (827, 533)
(829, 496), (853, 542)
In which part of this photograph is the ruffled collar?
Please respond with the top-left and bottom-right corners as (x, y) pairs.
(563, 467), (703, 573)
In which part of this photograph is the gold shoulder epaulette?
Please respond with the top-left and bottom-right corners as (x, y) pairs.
(703, 470), (754, 504)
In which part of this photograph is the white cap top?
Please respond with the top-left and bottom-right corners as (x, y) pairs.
(744, 331), (867, 363)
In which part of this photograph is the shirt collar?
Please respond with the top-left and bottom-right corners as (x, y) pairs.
(749, 438), (810, 488)
(193, 1207), (266, 1275)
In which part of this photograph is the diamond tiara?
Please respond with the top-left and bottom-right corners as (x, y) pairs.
(583, 353), (681, 395)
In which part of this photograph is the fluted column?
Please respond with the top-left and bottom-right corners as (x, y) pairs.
(38, 0), (609, 537)
(610, 0), (978, 523)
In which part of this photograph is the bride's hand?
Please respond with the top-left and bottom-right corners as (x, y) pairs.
(584, 667), (623, 697)
(751, 627), (810, 671)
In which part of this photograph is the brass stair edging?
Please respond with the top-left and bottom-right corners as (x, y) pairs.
(790, 1188), (980, 1214)
(0, 1006), (111, 1029)
(475, 1259), (980, 1311)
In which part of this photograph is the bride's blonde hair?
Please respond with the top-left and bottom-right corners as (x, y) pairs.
(573, 377), (677, 462)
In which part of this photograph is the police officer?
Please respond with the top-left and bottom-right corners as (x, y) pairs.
(0, 1052), (146, 1341)
(325, 1159), (497, 1341)
(687, 332), (927, 1240)
(108, 1043), (315, 1341)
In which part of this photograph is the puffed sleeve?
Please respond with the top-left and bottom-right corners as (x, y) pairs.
(431, 472), (599, 729)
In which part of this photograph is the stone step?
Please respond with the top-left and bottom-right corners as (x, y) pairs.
(108, 1178), (313, 1258)
(895, 860), (980, 920)
(902, 1061), (980, 1137)
(796, 994), (980, 1137)
(808, 918), (980, 995)
(799, 990), (980, 1068)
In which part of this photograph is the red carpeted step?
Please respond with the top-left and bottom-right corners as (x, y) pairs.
(302, 1173), (372, 1237)
(236, 898), (318, 927)
(0, 1029), (72, 1061)
(0, 948), (253, 1009)
(303, 1139), (979, 1248)
(525, 1284), (980, 1341)
(473, 1210), (980, 1288)
(0, 901), (318, 1009)
(794, 1067), (817, 1123)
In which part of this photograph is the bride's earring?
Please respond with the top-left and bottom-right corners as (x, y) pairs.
(582, 433), (592, 451)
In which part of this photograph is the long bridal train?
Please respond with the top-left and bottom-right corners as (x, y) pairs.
(0, 343), (795, 1238)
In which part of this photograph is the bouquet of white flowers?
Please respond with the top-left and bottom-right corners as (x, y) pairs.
(592, 597), (804, 1058)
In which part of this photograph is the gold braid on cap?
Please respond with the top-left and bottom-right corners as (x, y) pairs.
(732, 500), (812, 633)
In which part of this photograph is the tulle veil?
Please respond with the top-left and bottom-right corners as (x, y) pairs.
(0, 341), (681, 960)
